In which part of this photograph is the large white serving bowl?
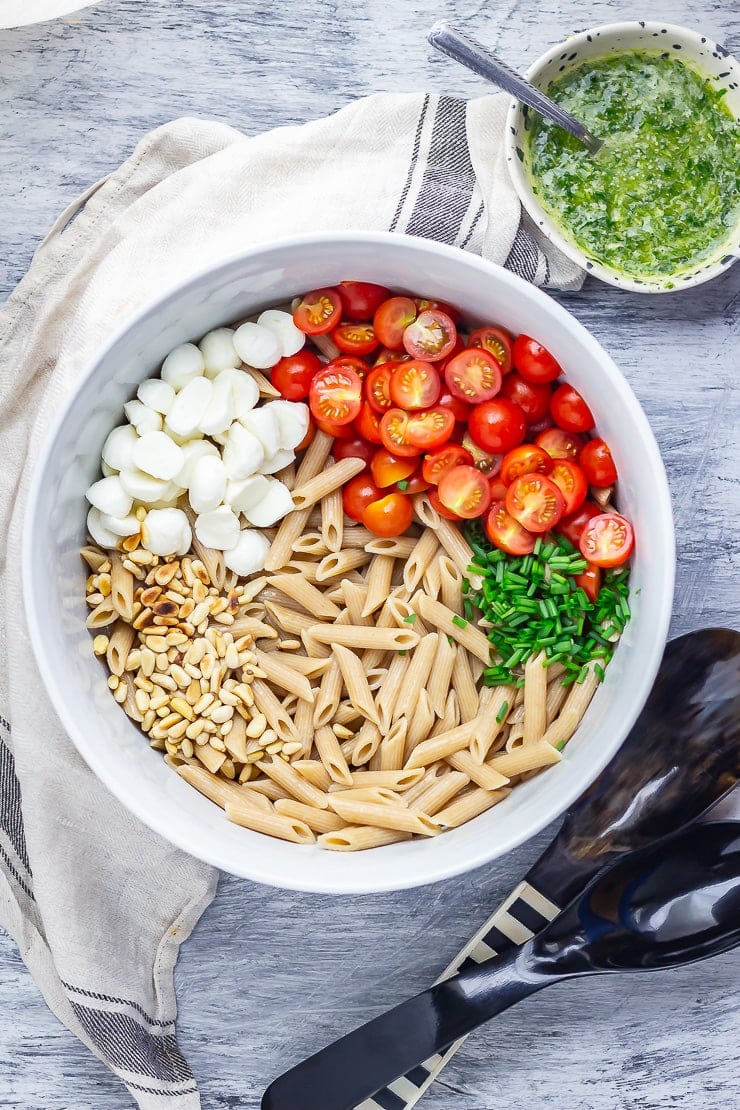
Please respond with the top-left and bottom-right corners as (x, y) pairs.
(23, 232), (675, 893)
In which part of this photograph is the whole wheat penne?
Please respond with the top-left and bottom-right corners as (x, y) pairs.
(223, 713), (249, 763)
(403, 529), (440, 591)
(546, 678), (569, 724)
(315, 549), (371, 581)
(225, 800), (316, 844)
(263, 602), (315, 637)
(284, 559), (320, 583)
(109, 552), (135, 621)
(294, 428), (333, 484)
(347, 766), (429, 790)
(339, 581), (372, 626)
(315, 725), (353, 785)
(523, 650), (548, 744)
(365, 536), (418, 559)
(361, 555), (395, 617)
(176, 761), (271, 811)
(253, 648), (314, 703)
(264, 506), (313, 572)
(292, 759), (332, 791)
(273, 799), (346, 834)
(351, 720), (383, 766)
(313, 660), (343, 727)
(332, 644), (379, 725)
(469, 684), (515, 763)
(451, 647), (479, 723)
(306, 624), (420, 652)
(423, 634), (455, 718)
(291, 694), (313, 760)
(430, 689), (460, 734)
(327, 796), (440, 836)
(321, 486), (344, 552)
(540, 664), (600, 747)
(408, 769), (470, 816)
(105, 620), (136, 676)
(193, 743), (226, 774)
(505, 723), (525, 751)
(327, 786), (404, 806)
(86, 599), (117, 628)
(334, 700), (364, 726)
(446, 749), (510, 790)
(434, 786), (511, 829)
(275, 461), (296, 491)
(226, 617), (277, 642)
(292, 457), (366, 511)
(414, 594), (491, 664)
(290, 532), (329, 558)
(81, 544), (108, 572)
(249, 368), (281, 398)
(487, 740), (562, 779)
(439, 555), (464, 615)
(243, 778), (290, 802)
(266, 573), (341, 620)
(413, 491), (441, 529)
(183, 508), (226, 587)
(379, 718), (408, 772)
(374, 652), (410, 733)
(403, 689), (435, 761)
(422, 560), (442, 599)
(256, 757), (329, 808)
(337, 526), (376, 548)
(433, 516), (479, 582)
(251, 679), (299, 742)
(392, 633), (438, 722)
(384, 594), (428, 635)
(318, 826), (412, 851)
(404, 721), (477, 769)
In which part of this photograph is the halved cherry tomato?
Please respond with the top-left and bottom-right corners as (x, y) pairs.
(579, 513), (634, 567)
(535, 427), (584, 460)
(484, 501), (537, 555)
(444, 348), (502, 403)
(548, 459), (588, 516)
(365, 365), (394, 413)
(373, 296), (417, 350)
(500, 444), (553, 485)
(293, 288), (342, 335)
(398, 471), (431, 495)
(488, 475), (508, 501)
(325, 355), (369, 381)
(337, 281), (391, 321)
(380, 408), (455, 456)
(271, 349), (323, 400)
(314, 416), (355, 438)
(436, 388), (470, 422)
(429, 488), (463, 521)
(580, 438), (618, 487)
(331, 322), (379, 356)
(343, 475), (383, 522)
(374, 347), (411, 366)
(389, 361), (442, 410)
(355, 401), (383, 444)
(362, 493), (414, 537)
(574, 563), (602, 603)
(468, 326), (513, 375)
(331, 435), (374, 471)
(556, 500), (602, 547)
(438, 335), (466, 370)
(512, 334), (562, 383)
(378, 409), (423, 457)
(437, 465), (492, 519)
(505, 474), (566, 533)
(414, 297), (460, 323)
(371, 449), (417, 488)
(402, 309), (457, 362)
(461, 431), (501, 474)
(309, 365), (363, 425)
(550, 383), (595, 433)
(500, 371), (552, 424)
(421, 444), (474, 485)
(468, 399), (526, 454)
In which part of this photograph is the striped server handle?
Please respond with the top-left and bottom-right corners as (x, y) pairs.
(356, 880), (561, 1110)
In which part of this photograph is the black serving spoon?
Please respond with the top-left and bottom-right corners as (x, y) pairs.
(262, 820), (740, 1110)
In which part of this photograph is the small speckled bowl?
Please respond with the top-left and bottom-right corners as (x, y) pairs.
(506, 22), (740, 292)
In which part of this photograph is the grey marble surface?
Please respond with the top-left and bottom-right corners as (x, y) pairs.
(1, 1), (739, 1108)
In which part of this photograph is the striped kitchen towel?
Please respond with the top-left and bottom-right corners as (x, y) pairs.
(0, 91), (583, 1110)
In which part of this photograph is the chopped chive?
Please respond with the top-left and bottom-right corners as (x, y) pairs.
(452, 615), (468, 629)
(396, 480), (409, 491)
(402, 613), (416, 624)
(496, 700), (509, 723)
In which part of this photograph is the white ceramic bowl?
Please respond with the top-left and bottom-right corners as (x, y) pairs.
(506, 21), (740, 292)
(23, 232), (675, 892)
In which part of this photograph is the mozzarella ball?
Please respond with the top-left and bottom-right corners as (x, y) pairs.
(188, 455), (227, 514)
(85, 475), (132, 518)
(223, 530), (271, 576)
(240, 405), (281, 457)
(198, 370), (235, 436)
(176, 439), (219, 488)
(102, 424), (139, 472)
(137, 378), (175, 415)
(124, 399), (163, 435)
(194, 506), (240, 551)
(226, 474), (271, 513)
(270, 400), (310, 450)
(141, 508), (192, 557)
(257, 309), (305, 358)
(118, 468), (174, 504)
(233, 322), (282, 370)
(165, 376), (213, 438)
(261, 448), (296, 475)
(222, 421), (265, 479)
(242, 478), (295, 527)
(199, 328), (240, 376)
(100, 512), (141, 537)
(87, 506), (121, 549)
(220, 367), (260, 419)
(132, 431), (184, 481)
(161, 343), (205, 390)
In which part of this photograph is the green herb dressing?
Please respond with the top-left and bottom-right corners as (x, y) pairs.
(527, 51), (740, 279)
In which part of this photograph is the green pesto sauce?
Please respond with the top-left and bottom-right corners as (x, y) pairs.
(527, 51), (740, 279)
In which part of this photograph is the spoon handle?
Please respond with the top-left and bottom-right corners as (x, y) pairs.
(428, 20), (603, 154)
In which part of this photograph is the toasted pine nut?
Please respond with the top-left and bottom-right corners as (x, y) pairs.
(93, 635), (109, 655)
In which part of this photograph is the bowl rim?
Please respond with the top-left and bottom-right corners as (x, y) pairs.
(22, 230), (676, 892)
(504, 20), (740, 294)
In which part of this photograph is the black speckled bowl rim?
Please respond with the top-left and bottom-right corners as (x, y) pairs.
(506, 21), (740, 292)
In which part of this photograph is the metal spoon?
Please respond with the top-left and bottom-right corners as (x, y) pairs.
(428, 20), (604, 155)
(262, 820), (740, 1109)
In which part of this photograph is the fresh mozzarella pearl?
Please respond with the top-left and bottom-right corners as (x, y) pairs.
(223, 530), (271, 576)
(132, 431), (185, 481)
(233, 322), (282, 370)
(124, 399), (163, 435)
(257, 309), (305, 357)
(199, 328), (240, 377)
(85, 475), (132, 517)
(165, 427), (204, 447)
(194, 506), (240, 551)
(137, 378), (175, 415)
(100, 512), (141, 537)
(226, 474), (271, 513)
(240, 406), (281, 457)
(118, 468), (174, 503)
(101, 461), (117, 478)
(198, 370), (235, 436)
(222, 421), (265, 479)
(270, 399), (310, 450)
(161, 343), (205, 390)
(188, 455), (227, 514)
(165, 376), (213, 438)
(220, 367), (260, 419)
(176, 439), (219, 488)
(102, 424), (139, 472)
(142, 508), (192, 557)
(87, 506), (120, 549)
(261, 448), (296, 475)
(242, 478), (295, 527)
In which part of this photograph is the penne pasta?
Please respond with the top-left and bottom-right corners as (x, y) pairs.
(361, 555), (395, 617)
(292, 759), (332, 792)
(379, 718), (408, 771)
(266, 573), (341, 620)
(348, 769), (425, 791)
(313, 660), (344, 728)
(256, 756), (329, 808)
(291, 532), (329, 558)
(294, 428), (333, 484)
(487, 740), (562, 779)
(414, 594), (492, 664)
(413, 491), (441, 529)
(315, 725), (353, 785)
(404, 721), (477, 769)
(176, 761), (271, 812)
(321, 486), (344, 552)
(291, 457), (366, 511)
(225, 799), (316, 844)
(469, 684), (515, 763)
(433, 516), (479, 582)
(251, 679), (299, 742)
(329, 786), (404, 806)
(305, 624), (420, 653)
(264, 506), (313, 572)
(392, 632), (439, 722)
(273, 798), (346, 834)
(110, 553), (135, 621)
(439, 555), (464, 615)
(446, 749), (510, 791)
(351, 720), (383, 766)
(253, 648), (315, 703)
(332, 644), (379, 725)
(249, 368), (281, 398)
(365, 536), (418, 559)
(106, 620), (136, 677)
(327, 796), (440, 836)
(408, 769), (470, 816)
(451, 647), (480, 723)
(315, 549), (371, 581)
(318, 826), (412, 851)
(403, 529), (440, 591)
(523, 650), (548, 744)
(403, 689), (435, 761)
(427, 635), (457, 718)
(434, 786), (511, 829)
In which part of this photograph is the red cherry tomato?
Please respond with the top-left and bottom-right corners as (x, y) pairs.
(293, 288), (342, 335)
(374, 347), (411, 366)
(414, 297), (460, 323)
(468, 399), (527, 454)
(399, 471), (431, 495)
(461, 430), (501, 474)
(550, 383), (595, 433)
(365, 365), (394, 414)
(309, 364), (363, 426)
(342, 475), (383, 522)
(314, 416), (355, 438)
(579, 513), (634, 567)
(389, 361), (442, 410)
(574, 563), (602, 603)
(402, 309), (458, 362)
(500, 371), (553, 424)
(331, 435), (374, 471)
(513, 334), (562, 383)
(548, 459), (588, 516)
(373, 297), (417, 350)
(467, 326), (513, 375)
(362, 493), (414, 537)
(437, 465), (492, 519)
(535, 427), (584, 460)
(428, 487), (463, 521)
(436, 388), (471, 422)
(270, 349), (323, 400)
(337, 281), (391, 321)
(355, 401), (383, 445)
(500, 444), (553, 485)
(370, 449), (417, 488)
(580, 438), (618, 487)
(379, 408), (455, 456)
(484, 501), (537, 555)
(378, 409), (422, 457)
(325, 355), (369, 381)
(444, 348), (502, 404)
(505, 474), (566, 533)
(556, 500), (602, 546)
(421, 444), (474, 485)
(331, 322), (379, 356)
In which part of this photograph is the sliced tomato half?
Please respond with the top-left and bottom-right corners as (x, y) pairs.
(579, 513), (634, 567)
(331, 322), (379, 356)
(309, 364), (363, 426)
(437, 465), (492, 519)
(505, 473), (566, 533)
(535, 427), (584, 460)
(421, 444), (474, 485)
(365, 365), (394, 413)
(373, 296), (417, 350)
(370, 448), (417, 488)
(500, 444), (553, 485)
(444, 348), (502, 403)
(389, 361), (442, 410)
(548, 459), (588, 516)
(467, 326), (513, 374)
(484, 501), (537, 555)
(402, 309), (458, 362)
(293, 288), (342, 335)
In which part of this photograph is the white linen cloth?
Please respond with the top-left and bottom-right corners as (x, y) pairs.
(0, 92), (582, 1108)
